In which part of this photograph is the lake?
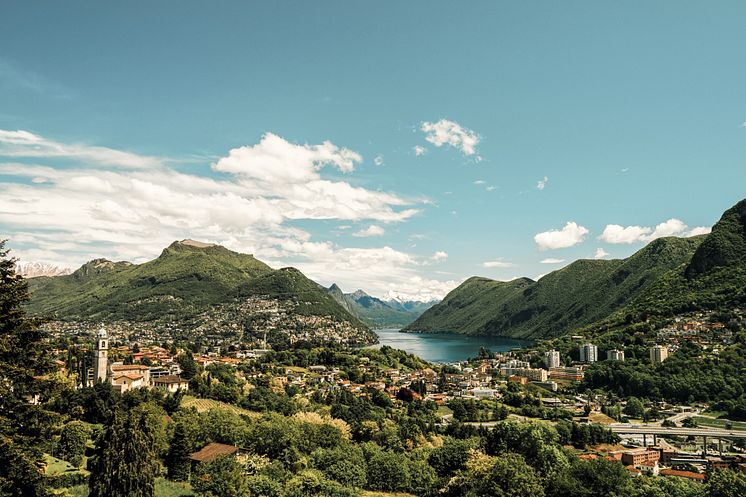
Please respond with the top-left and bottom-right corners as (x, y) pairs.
(368, 328), (532, 363)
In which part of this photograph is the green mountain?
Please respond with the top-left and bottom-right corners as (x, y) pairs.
(325, 285), (435, 328)
(406, 199), (746, 339)
(27, 239), (369, 331)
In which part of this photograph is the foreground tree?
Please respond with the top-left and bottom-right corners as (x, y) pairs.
(54, 420), (90, 468)
(165, 422), (191, 481)
(88, 408), (159, 497)
(0, 241), (55, 497)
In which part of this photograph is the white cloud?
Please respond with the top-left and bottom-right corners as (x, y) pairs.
(594, 248), (610, 259)
(0, 131), (448, 299)
(598, 224), (652, 244)
(687, 226), (711, 236)
(540, 258), (565, 264)
(537, 176), (548, 190)
(599, 218), (711, 244)
(353, 225), (385, 237)
(0, 129), (163, 169)
(534, 222), (589, 250)
(486, 185), (496, 192)
(373, 154), (384, 166)
(483, 258), (515, 268)
(473, 180), (486, 185)
(431, 251), (448, 262)
(413, 145), (427, 156)
(421, 119), (480, 156)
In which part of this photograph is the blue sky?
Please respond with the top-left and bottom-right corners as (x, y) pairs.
(1, 1), (745, 300)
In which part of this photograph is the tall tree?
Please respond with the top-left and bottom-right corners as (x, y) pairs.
(0, 241), (55, 497)
(165, 422), (191, 481)
(54, 420), (90, 468)
(88, 408), (159, 497)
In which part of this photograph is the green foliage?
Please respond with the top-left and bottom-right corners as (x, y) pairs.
(0, 241), (56, 497)
(444, 451), (545, 497)
(87, 408), (159, 497)
(192, 455), (248, 497)
(705, 469), (746, 497)
(54, 421), (90, 468)
(165, 422), (191, 482)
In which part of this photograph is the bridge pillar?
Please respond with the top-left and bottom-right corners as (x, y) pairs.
(653, 434), (658, 446)
(703, 436), (707, 456)
(719, 438), (723, 455)
(643, 433), (647, 447)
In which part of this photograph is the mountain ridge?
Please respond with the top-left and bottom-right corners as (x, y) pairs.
(405, 199), (746, 339)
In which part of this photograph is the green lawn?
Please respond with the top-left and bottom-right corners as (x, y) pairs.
(60, 479), (193, 497)
(692, 416), (746, 431)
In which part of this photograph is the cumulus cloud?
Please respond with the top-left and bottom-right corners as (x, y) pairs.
(431, 251), (448, 262)
(373, 154), (384, 166)
(594, 248), (610, 259)
(483, 259), (515, 268)
(421, 119), (480, 156)
(486, 185), (496, 192)
(534, 222), (589, 250)
(537, 176), (548, 190)
(0, 130), (459, 300)
(473, 180), (486, 185)
(599, 218), (711, 244)
(413, 145), (427, 156)
(540, 258), (565, 264)
(353, 225), (385, 237)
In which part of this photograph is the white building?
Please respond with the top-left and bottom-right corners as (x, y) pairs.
(607, 349), (625, 362)
(579, 343), (598, 363)
(649, 345), (668, 364)
(544, 350), (561, 369)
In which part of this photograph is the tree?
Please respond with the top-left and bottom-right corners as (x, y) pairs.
(192, 455), (248, 497)
(54, 420), (90, 467)
(0, 241), (56, 497)
(623, 397), (645, 419)
(444, 451), (545, 497)
(706, 469), (746, 497)
(88, 408), (159, 497)
(166, 422), (192, 481)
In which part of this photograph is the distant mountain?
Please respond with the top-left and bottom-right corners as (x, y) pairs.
(15, 261), (72, 278)
(325, 285), (437, 328)
(27, 240), (370, 336)
(406, 199), (746, 339)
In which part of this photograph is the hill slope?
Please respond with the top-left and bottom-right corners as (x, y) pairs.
(27, 240), (369, 333)
(325, 285), (435, 328)
(405, 232), (707, 340)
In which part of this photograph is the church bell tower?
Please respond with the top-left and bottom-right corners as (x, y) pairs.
(93, 325), (109, 383)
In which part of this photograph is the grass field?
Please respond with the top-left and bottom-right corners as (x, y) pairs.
(60, 479), (193, 497)
(180, 395), (259, 417)
(587, 412), (617, 425)
(693, 416), (746, 431)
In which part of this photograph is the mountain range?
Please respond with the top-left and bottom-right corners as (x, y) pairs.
(26, 239), (370, 334)
(15, 261), (72, 278)
(325, 284), (437, 328)
(405, 198), (746, 339)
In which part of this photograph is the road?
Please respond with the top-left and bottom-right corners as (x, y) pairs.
(610, 425), (746, 439)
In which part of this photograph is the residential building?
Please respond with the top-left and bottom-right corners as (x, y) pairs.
(549, 366), (584, 381)
(650, 345), (669, 364)
(621, 448), (660, 466)
(152, 375), (189, 393)
(544, 350), (561, 369)
(579, 343), (598, 363)
(500, 367), (548, 382)
(607, 349), (625, 362)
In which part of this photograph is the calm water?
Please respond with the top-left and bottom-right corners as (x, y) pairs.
(368, 328), (532, 363)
